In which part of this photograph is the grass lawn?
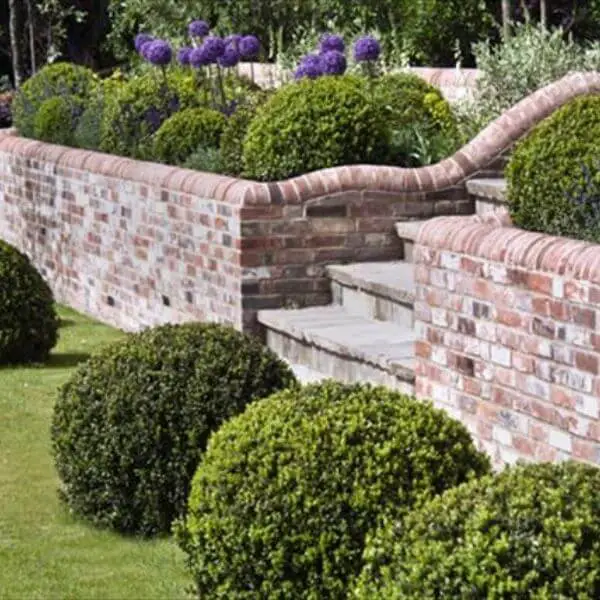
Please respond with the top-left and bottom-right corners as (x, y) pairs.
(0, 306), (189, 600)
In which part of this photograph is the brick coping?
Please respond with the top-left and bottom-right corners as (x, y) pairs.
(417, 208), (600, 285)
(1, 71), (599, 207)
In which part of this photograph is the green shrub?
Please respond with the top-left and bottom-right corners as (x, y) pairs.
(456, 23), (600, 140)
(219, 92), (272, 176)
(13, 62), (98, 138)
(372, 73), (460, 166)
(74, 75), (126, 151)
(33, 95), (83, 146)
(356, 461), (600, 599)
(175, 381), (491, 599)
(0, 241), (58, 364)
(151, 108), (226, 166)
(51, 322), (296, 537)
(242, 76), (390, 181)
(99, 70), (200, 159)
(506, 95), (600, 241)
(182, 146), (224, 173)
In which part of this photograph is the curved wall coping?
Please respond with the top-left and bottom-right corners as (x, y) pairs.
(417, 208), (600, 285)
(1, 71), (599, 207)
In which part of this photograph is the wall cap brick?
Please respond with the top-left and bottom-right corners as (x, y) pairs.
(417, 209), (600, 284)
(2, 71), (599, 206)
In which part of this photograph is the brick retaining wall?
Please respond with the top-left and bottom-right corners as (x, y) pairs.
(415, 210), (600, 467)
(0, 72), (599, 333)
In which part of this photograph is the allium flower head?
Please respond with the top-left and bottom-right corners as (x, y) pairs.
(320, 34), (345, 54)
(294, 54), (323, 80)
(202, 36), (226, 62)
(353, 35), (381, 62)
(320, 50), (347, 75)
(239, 35), (260, 59)
(218, 43), (240, 68)
(189, 20), (210, 38)
(144, 40), (172, 66)
(135, 33), (154, 53)
(189, 46), (211, 68)
(224, 34), (242, 48)
(177, 47), (192, 66)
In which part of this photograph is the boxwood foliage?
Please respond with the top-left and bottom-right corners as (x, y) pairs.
(506, 95), (600, 241)
(0, 240), (58, 364)
(355, 461), (600, 599)
(33, 95), (84, 146)
(51, 322), (297, 537)
(174, 381), (490, 599)
(99, 70), (200, 159)
(151, 107), (226, 166)
(242, 75), (391, 181)
(12, 62), (98, 138)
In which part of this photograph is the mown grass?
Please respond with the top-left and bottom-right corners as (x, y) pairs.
(0, 306), (189, 600)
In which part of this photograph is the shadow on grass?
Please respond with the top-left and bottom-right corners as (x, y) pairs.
(58, 318), (77, 329)
(45, 352), (91, 368)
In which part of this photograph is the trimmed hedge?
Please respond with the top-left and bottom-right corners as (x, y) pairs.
(13, 62), (97, 139)
(506, 95), (600, 242)
(355, 461), (600, 599)
(33, 95), (83, 146)
(151, 107), (226, 166)
(175, 381), (491, 599)
(0, 240), (58, 364)
(242, 75), (390, 181)
(51, 322), (297, 536)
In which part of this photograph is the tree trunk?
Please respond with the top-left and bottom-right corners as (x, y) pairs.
(8, 0), (24, 87)
(25, 0), (37, 75)
(540, 0), (548, 29)
(502, 0), (512, 39)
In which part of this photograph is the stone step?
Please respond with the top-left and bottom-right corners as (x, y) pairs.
(258, 306), (415, 395)
(394, 219), (429, 262)
(467, 177), (508, 216)
(327, 261), (414, 327)
(284, 360), (329, 385)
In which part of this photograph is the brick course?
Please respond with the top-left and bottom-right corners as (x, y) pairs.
(415, 209), (600, 467)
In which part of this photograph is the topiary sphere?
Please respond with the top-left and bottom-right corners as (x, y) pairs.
(506, 95), (600, 241)
(51, 322), (297, 536)
(33, 95), (83, 146)
(355, 461), (600, 599)
(242, 75), (391, 181)
(175, 381), (491, 599)
(99, 70), (201, 159)
(0, 241), (58, 364)
(151, 107), (226, 165)
(12, 62), (98, 139)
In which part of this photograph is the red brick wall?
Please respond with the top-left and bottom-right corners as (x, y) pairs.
(415, 211), (600, 467)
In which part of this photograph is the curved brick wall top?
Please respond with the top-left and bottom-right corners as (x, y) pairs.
(417, 208), (600, 285)
(1, 71), (599, 206)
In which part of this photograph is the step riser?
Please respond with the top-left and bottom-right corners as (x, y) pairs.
(266, 329), (415, 396)
(331, 281), (413, 328)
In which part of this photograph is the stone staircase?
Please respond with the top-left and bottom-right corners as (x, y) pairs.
(258, 178), (507, 390)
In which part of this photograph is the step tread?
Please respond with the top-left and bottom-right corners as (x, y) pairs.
(394, 219), (430, 242)
(258, 306), (415, 380)
(327, 261), (414, 304)
(466, 177), (507, 203)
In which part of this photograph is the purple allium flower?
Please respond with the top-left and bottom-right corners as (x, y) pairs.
(224, 34), (242, 48)
(144, 40), (172, 66)
(177, 47), (192, 66)
(294, 54), (323, 80)
(134, 33), (154, 53)
(353, 35), (381, 62)
(189, 46), (211, 68)
(320, 50), (347, 75)
(202, 36), (226, 62)
(189, 20), (210, 38)
(239, 35), (260, 59)
(217, 43), (240, 68)
(320, 34), (345, 54)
